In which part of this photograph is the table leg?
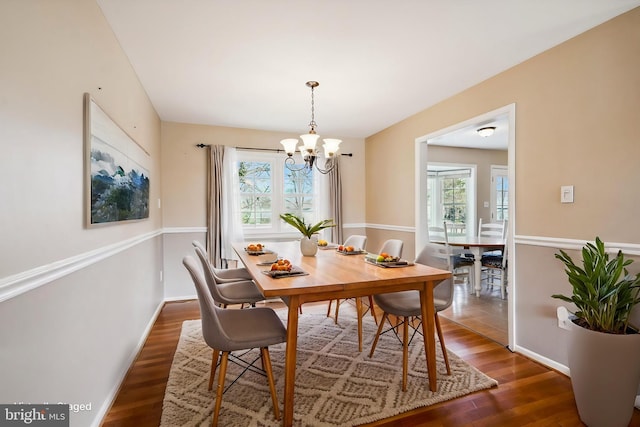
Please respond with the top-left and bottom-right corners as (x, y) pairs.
(283, 295), (300, 427)
(419, 281), (438, 392)
(471, 247), (482, 297)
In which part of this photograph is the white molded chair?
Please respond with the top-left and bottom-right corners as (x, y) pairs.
(326, 235), (368, 325)
(192, 240), (253, 283)
(194, 245), (265, 307)
(368, 243), (453, 391)
(183, 256), (286, 426)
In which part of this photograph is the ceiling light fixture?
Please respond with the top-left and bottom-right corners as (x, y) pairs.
(477, 126), (496, 137)
(280, 81), (341, 174)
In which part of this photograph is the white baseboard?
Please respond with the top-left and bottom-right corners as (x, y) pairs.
(512, 344), (570, 376)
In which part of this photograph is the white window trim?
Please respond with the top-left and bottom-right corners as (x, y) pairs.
(427, 162), (477, 235)
(237, 150), (325, 240)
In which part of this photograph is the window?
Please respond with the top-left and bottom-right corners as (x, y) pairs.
(237, 150), (321, 237)
(427, 164), (475, 236)
(490, 165), (508, 221)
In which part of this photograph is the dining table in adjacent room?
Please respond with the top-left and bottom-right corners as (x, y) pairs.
(430, 235), (505, 297)
(233, 241), (452, 427)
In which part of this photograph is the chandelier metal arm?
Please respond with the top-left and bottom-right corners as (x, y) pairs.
(284, 155), (308, 172)
(280, 80), (340, 175)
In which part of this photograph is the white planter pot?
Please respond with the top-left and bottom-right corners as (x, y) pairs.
(568, 319), (640, 427)
(300, 236), (318, 257)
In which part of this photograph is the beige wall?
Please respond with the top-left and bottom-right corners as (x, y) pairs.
(160, 121), (366, 298)
(1, 1), (162, 276)
(365, 8), (640, 366)
(160, 121), (366, 227)
(368, 7), (640, 242)
(0, 1), (163, 425)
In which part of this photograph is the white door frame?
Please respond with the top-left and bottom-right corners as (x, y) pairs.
(414, 103), (516, 350)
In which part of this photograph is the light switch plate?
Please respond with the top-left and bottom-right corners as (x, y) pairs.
(561, 185), (574, 203)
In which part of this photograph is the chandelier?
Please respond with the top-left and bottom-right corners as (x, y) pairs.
(280, 81), (341, 174)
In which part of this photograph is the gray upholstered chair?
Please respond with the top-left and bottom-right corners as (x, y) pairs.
(343, 234), (367, 251)
(192, 240), (253, 282)
(183, 256), (287, 426)
(368, 243), (453, 391)
(194, 245), (264, 307)
(379, 239), (404, 259)
(326, 235), (368, 324)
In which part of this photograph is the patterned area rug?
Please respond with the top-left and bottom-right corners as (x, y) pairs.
(160, 306), (497, 426)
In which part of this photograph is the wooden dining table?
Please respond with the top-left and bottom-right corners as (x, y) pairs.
(233, 241), (452, 427)
(429, 235), (505, 297)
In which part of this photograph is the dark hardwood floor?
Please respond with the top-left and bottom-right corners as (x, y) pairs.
(101, 300), (640, 427)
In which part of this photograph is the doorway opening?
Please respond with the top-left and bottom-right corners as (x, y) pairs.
(414, 104), (515, 349)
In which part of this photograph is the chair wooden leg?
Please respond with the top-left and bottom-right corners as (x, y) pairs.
(212, 352), (229, 427)
(260, 347), (281, 421)
(434, 313), (451, 375)
(367, 295), (378, 325)
(208, 349), (220, 391)
(402, 316), (409, 392)
(369, 312), (389, 358)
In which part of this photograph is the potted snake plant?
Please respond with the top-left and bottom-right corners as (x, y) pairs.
(552, 237), (640, 427)
(280, 213), (335, 256)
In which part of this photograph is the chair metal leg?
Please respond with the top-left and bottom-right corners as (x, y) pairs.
(212, 352), (229, 427)
(369, 312), (389, 358)
(260, 347), (281, 421)
(434, 313), (451, 375)
(208, 349), (220, 391)
(402, 316), (409, 392)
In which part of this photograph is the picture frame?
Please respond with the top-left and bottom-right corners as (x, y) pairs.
(83, 93), (150, 227)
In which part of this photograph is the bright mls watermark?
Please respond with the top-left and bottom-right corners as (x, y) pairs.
(0, 404), (68, 426)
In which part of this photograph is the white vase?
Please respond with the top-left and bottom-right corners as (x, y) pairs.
(300, 236), (318, 257)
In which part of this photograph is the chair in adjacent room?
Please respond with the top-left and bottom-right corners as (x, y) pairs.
(443, 222), (475, 292)
(326, 234), (368, 323)
(194, 245), (265, 307)
(192, 240), (253, 283)
(478, 218), (506, 238)
(481, 228), (509, 299)
(183, 256), (286, 426)
(477, 219), (507, 257)
(368, 243), (453, 391)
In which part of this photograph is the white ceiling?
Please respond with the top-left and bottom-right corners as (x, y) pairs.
(97, 0), (640, 142)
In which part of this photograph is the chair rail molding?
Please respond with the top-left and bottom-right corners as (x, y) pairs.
(0, 229), (162, 303)
(515, 235), (640, 256)
(365, 223), (416, 233)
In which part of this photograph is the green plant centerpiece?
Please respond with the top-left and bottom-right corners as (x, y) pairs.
(552, 237), (640, 427)
(280, 213), (335, 256)
(280, 213), (336, 238)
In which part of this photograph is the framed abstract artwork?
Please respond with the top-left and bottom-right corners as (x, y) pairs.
(83, 93), (150, 227)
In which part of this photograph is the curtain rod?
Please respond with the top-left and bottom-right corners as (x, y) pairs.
(195, 143), (353, 157)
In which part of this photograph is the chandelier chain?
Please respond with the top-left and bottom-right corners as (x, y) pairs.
(309, 84), (317, 133)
